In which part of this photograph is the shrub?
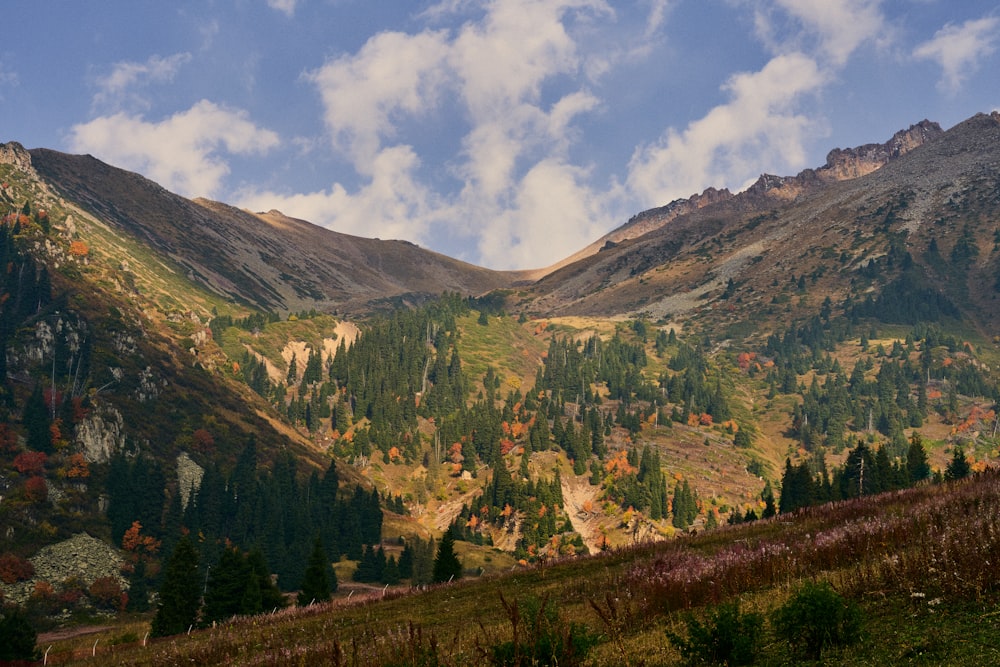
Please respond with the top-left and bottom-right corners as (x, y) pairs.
(0, 553), (34, 584)
(773, 581), (862, 659)
(89, 577), (124, 610)
(24, 476), (48, 503)
(666, 600), (763, 666)
(485, 593), (599, 666)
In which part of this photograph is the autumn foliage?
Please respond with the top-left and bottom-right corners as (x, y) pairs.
(122, 521), (162, 558)
(13, 451), (47, 475)
(24, 476), (47, 503)
(0, 552), (34, 584)
(69, 240), (89, 257)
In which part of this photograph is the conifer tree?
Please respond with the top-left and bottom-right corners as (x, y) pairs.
(906, 433), (931, 483)
(126, 558), (150, 612)
(0, 606), (38, 662)
(151, 536), (201, 637)
(297, 537), (335, 606)
(202, 546), (252, 625)
(761, 481), (777, 519)
(945, 445), (971, 481)
(432, 527), (462, 583)
(246, 548), (286, 611)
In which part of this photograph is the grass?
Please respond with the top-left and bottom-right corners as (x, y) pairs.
(38, 469), (1000, 665)
(457, 313), (549, 394)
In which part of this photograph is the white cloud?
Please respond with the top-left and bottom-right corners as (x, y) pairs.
(771, 0), (887, 65)
(914, 16), (1000, 95)
(626, 53), (826, 206)
(477, 158), (618, 270)
(245, 0), (881, 270)
(237, 145), (439, 243)
(291, 0), (617, 269)
(69, 100), (279, 198)
(0, 61), (16, 86)
(750, 0), (888, 68)
(306, 30), (451, 172)
(93, 53), (192, 111)
(267, 0), (299, 17)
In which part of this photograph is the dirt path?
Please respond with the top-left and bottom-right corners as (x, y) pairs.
(38, 625), (107, 643)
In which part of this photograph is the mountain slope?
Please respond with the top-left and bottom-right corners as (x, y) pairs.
(27, 148), (519, 315)
(521, 113), (1000, 335)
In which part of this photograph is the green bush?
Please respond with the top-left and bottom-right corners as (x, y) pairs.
(773, 581), (862, 659)
(666, 600), (763, 665)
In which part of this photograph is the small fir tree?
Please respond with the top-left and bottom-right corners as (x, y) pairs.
(945, 445), (971, 480)
(0, 605), (39, 662)
(151, 536), (201, 638)
(297, 537), (335, 606)
(432, 527), (462, 583)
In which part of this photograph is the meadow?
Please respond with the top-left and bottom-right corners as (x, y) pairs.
(39, 470), (1000, 665)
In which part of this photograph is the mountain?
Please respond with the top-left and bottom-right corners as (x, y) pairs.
(3, 113), (1000, 660)
(26, 147), (521, 315)
(521, 113), (1000, 335)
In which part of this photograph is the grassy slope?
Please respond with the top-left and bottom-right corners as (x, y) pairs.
(43, 471), (1000, 665)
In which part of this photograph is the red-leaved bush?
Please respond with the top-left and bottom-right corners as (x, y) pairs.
(0, 552), (34, 584)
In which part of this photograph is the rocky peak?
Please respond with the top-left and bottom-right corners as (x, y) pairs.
(818, 119), (943, 181)
(0, 141), (37, 177)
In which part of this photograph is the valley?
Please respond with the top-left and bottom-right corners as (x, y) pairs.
(0, 112), (999, 664)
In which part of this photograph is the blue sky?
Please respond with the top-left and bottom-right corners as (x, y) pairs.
(2, 1), (998, 270)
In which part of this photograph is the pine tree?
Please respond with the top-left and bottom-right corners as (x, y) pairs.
(906, 433), (931, 484)
(202, 546), (252, 625)
(246, 548), (285, 611)
(297, 537), (334, 606)
(151, 536), (201, 638)
(0, 606), (39, 662)
(126, 558), (151, 612)
(761, 481), (777, 519)
(945, 446), (971, 481)
(432, 527), (462, 583)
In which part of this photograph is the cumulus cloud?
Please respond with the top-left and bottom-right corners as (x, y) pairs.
(275, 0), (619, 269)
(92, 53), (192, 111)
(237, 145), (439, 243)
(306, 30), (451, 172)
(766, 0), (888, 65)
(914, 16), (1000, 95)
(477, 159), (618, 269)
(626, 53), (826, 206)
(69, 100), (279, 198)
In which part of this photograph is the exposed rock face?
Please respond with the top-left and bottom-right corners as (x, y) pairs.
(818, 120), (943, 180)
(0, 533), (127, 605)
(621, 186), (734, 239)
(176, 452), (204, 509)
(75, 404), (126, 463)
(0, 141), (37, 176)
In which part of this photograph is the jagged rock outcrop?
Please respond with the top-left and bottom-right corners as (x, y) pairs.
(75, 405), (126, 463)
(819, 120), (942, 180)
(0, 141), (37, 177)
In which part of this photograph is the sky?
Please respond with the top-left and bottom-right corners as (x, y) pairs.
(2, 2), (999, 271)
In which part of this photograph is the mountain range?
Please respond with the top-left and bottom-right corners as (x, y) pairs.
(1, 111), (1000, 663)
